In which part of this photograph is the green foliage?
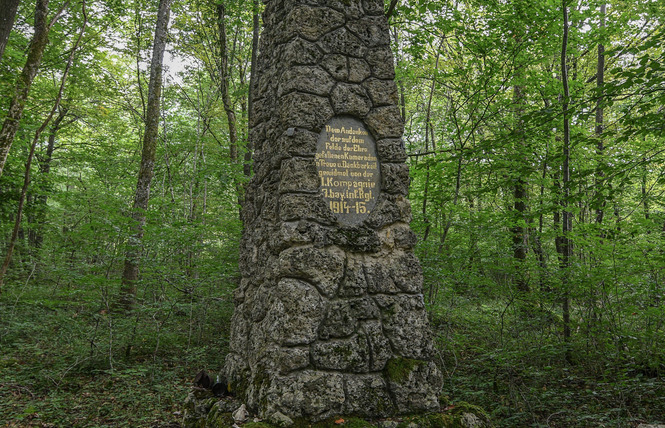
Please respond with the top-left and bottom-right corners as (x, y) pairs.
(1, 0), (664, 426)
(0, 277), (235, 426)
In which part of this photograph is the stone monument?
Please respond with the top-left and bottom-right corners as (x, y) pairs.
(224, 0), (442, 422)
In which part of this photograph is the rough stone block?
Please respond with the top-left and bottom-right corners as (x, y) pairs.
(395, 195), (413, 223)
(279, 92), (333, 132)
(269, 220), (329, 252)
(264, 278), (326, 346)
(251, 97), (269, 128)
(366, 47), (396, 79)
(264, 371), (345, 421)
(227, 309), (249, 354)
(365, 260), (400, 294)
(331, 83), (371, 117)
(385, 359), (443, 414)
(320, 28), (368, 58)
(346, 16), (391, 47)
(344, 374), (393, 417)
(278, 128), (318, 156)
(322, 54), (348, 81)
(279, 157), (320, 193)
(328, 0), (364, 19)
(278, 6), (345, 42)
(338, 256), (368, 297)
(244, 283), (271, 322)
(278, 65), (335, 97)
(392, 252), (423, 293)
(364, 78), (399, 107)
(279, 193), (336, 224)
(348, 57), (371, 83)
(360, 320), (392, 371)
(348, 297), (380, 320)
(391, 223), (417, 249)
(224, 352), (250, 390)
(381, 163), (410, 195)
(311, 334), (370, 372)
(327, 224), (381, 253)
(319, 300), (358, 339)
(278, 245), (345, 297)
(365, 105), (404, 139)
(373, 294), (435, 360)
(276, 346), (311, 374)
(367, 196), (403, 229)
(362, 0), (384, 15)
(258, 189), (280, 223)
(376, 138), (407, 163)
(280, 37), (325, 66)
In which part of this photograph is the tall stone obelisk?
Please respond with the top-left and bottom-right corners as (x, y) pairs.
(224, 0), (442, 422)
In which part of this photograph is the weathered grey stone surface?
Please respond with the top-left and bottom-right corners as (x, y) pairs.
(224, 0), (442, 422)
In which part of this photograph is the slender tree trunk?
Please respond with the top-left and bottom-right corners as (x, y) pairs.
(217, 3), (242, 210)
(0, 1), (85, 292)
(439, 152), (463, 253)
(0, 0), (70, 177)
(0, 0), (20, 62)
(512, 80), (529, 293)
(642, 157), (650, 223)
(422, 37), (444, 242)
(553, 170), (564, 262)
(217, 4), (238, 164)
(595, 3), (606, 227)
(30, 107), (69, 249)
(244, 0), (260, 180)
(119, 0), (172, 311)
(561, 0), (573, 363)
(532, 145), (549, 292)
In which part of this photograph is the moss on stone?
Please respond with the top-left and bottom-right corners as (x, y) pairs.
(447, 401), (492, 426)
(244, 423), (274, 428)
(338, 417), (376, 427)
(291, 416), (377, 428)
(206, 411), (235, 427)
(385, 357), (426, 383)
(230, 375), (249, 400)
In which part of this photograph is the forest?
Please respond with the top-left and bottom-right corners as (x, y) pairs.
(0, 0), (664, 426)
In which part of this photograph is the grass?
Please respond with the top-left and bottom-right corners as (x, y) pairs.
(431, 294), (665, 427)
(0, 276), (233, 427)
(1, 270), (664, 427)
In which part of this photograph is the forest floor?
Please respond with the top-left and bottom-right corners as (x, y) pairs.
(1, 281), (664, 427)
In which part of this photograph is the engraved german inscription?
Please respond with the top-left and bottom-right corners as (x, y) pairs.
(316, 117), (380, 224)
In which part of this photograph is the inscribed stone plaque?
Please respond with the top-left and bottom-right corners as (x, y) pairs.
(316, 117), (380, 225)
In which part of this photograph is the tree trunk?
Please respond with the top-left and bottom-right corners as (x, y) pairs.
(512, 81), (529, 293)
(217, 4), (239, 164)
(561, 0), (572, 363)
(0, 0), (58, 177)
(533, 149), (549, 292)
(422, 37), (444, 243)
(30, 107), (69, 249)
(0, 0), (20, 62)
(244, 0), (260, 180)
(595, 3), (606, 227)
(0, 0), (85, 292)
(217, 3), (242, 210)
(119, 0), (172, 311)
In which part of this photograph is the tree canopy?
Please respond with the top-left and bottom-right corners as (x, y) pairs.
(0, 0), (664, 426)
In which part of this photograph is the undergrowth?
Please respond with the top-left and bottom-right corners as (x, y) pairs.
(1, 261), (664, 427)
(431, 294), (665, 427)
(0, 275), (234, 427)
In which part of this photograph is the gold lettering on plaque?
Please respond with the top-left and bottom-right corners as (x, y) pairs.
(316, 118), (380, 223)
